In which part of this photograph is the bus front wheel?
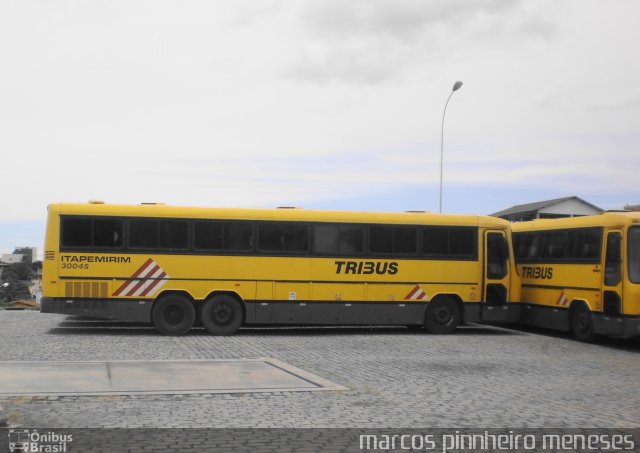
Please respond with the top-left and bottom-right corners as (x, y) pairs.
(201, 294), (243, 335)
(424, 297), (461, 334)
(570, 304), (595, 342)
(152, 294), (195, 336)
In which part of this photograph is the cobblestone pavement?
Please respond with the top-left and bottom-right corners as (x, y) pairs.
(1, 311), (639, 429)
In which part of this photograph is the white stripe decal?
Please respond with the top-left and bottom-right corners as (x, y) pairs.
(144, 277), (168, 297)
(131, 267), (165, 297)
(118, 261), (159, 296)
(405, 285), (428, 301)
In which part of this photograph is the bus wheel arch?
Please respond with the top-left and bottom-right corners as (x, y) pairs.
(424, 294), (462, 334)
(151, 292), (196, 336)
(569, 300), (595, 342)
(201, 292), (245, 336)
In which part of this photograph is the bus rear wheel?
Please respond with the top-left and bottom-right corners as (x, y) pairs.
(571, 304), (595, 342)
(152, 294), (195, 336)
(201, 294), (243, 335)
(424, 297), (461, 334)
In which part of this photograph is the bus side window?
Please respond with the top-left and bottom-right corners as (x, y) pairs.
(94, 219), (123, 248)
(527, 235), (540, 261)
(61, 217), (92, 247)
(604, 232), (622, 286)
(339, 225), (364, 255)
(226, 222), (254, 251)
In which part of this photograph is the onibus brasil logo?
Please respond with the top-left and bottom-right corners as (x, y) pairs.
(8, 429), (72, 452)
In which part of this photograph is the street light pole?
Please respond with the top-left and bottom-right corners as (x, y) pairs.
(439, 80), (463, 214)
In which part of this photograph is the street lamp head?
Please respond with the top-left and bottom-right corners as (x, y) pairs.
(452, 81), (463, 92)
(0, 282), (8, 288)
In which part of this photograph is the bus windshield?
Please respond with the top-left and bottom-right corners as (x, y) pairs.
(628, 227), (640, 283)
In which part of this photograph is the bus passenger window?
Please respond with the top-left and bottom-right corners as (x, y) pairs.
(449, 228), (475, 257)
(194, 221), (224, 250)
(313, 224), (365, 255)
(339, 226), (364, 254)
(283, 224), (308, 252)
(61, 217), (92, 247)
(159, 220), (188, 250)
(224, 222), (253, 251)
(258, 223), (308, 253)
(423, 227), (448, 255)
(259, 223), (283, 252)
(394, 227), (417, 254)
(129, 220), (158, 249)
(370, 227), (393, 254)
(540, 232), (567, 260)
(93, 219), (123, 248)
(313, 225), (338, 255)
(568, 228), (602, 261)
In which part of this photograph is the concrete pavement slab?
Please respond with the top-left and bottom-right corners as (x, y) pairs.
(0, 358), (347, 396)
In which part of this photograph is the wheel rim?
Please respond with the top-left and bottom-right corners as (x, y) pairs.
(576, 311), (590, 333)
(163, 304), (184, 326)
(433, 305), (453, 325)
(212, 302), (234, 326)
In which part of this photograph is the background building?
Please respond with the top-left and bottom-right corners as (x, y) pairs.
(491, 196), (603, 222)
(0, 254), (24, 264)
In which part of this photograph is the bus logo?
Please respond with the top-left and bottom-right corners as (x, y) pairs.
(8, 430), (29, 452)
(113, 258), (170, 297)
(405, 285), (428, 301)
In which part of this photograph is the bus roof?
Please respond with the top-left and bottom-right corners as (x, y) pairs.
(47, 202), (509, 228)
(511, 211), (640, 232)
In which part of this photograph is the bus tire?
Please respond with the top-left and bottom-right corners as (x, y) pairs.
(201, 294), (243, 335)
(424, 297), (461, 334)
(152, 294), (195, 336)
(570, 303), (595, 342)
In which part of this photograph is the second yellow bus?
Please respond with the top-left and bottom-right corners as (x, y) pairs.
(512, 212), (640, 340)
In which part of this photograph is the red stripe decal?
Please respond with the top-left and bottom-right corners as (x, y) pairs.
(405, 286), (420, 300)
(123, 264), (160, 296)
(139, 271), (167, 297)
(113, 258), (154, 296)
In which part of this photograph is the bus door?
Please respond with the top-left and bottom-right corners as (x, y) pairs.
(601, 231), (623, 333)
(482, 231), (511, 322)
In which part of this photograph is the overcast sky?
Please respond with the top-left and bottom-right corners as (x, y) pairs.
(1, 0), (639, 256)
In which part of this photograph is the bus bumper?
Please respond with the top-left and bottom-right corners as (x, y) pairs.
(593, 313), (640, 339)
(464, 303), (521, 324)
(40, 297), (152, 323)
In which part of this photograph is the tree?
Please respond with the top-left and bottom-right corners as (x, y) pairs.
(0, 262), (35, 303)
(1, 262), (33, 281)
(0, 280), (31, 303)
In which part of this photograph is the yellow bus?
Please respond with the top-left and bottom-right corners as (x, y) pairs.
(41, 202), (521, 335)
(512, 212), (640, 340)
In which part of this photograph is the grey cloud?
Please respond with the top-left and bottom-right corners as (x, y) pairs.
(284, 0), (559, 84)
